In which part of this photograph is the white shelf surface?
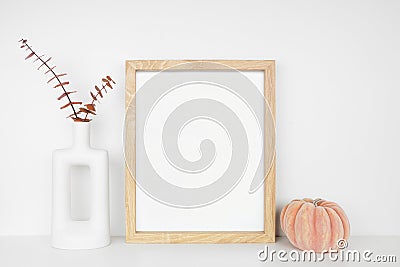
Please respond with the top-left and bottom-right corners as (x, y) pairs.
(0, 236), (398, 266)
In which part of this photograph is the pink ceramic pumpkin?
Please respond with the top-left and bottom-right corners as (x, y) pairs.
(280, 198), (350, 252)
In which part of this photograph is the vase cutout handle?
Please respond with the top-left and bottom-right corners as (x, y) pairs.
(51, 122), (110, 249)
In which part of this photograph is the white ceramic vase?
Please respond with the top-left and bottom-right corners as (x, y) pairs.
(51, 122), (110, 249)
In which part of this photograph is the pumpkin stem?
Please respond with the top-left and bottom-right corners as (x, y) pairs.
(313, 198), (322, 207)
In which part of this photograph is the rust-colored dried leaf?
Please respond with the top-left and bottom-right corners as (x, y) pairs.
(45, 66), (56, 74)
(66, 113), (77, 118)
(102, 78), (108, 83)
(106, 76), (115, 84)
(57, 91), (77, 100)
(47, 73), (67, 83)
(105, 82), (113, 89)
(33, 54), (45, 63)
(37, 57), (52, 70)
(79, 107), (96, 115)
(95, 85), (103, 97)
(25, 52), (34, 60)
(54, 81), (69, 89)
(90, 92), (97, 101)
(60, 101), (82, 109)
(54, 81), (69, 88)
(85, 104), (96, 111)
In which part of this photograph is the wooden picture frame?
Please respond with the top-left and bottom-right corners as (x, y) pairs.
(125, 60), (276, 243)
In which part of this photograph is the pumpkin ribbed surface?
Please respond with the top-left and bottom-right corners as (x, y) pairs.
(280, 198), (350, 252)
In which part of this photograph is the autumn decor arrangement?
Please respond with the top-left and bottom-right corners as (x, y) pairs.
(19, 39), (116, 250)
(280, 198), (350, 253)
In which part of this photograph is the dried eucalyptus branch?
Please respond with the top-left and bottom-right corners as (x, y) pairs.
(19, 39), (116, 122)
(80, 76), (116, 121)
(19, 39), (81, 120)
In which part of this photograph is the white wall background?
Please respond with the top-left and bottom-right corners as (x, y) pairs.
(0, 0), (399, 236)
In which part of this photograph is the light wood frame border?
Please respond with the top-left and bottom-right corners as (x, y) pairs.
(125, 60), (276, 243)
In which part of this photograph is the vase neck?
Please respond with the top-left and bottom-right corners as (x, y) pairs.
(72, 122), (91, 148)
